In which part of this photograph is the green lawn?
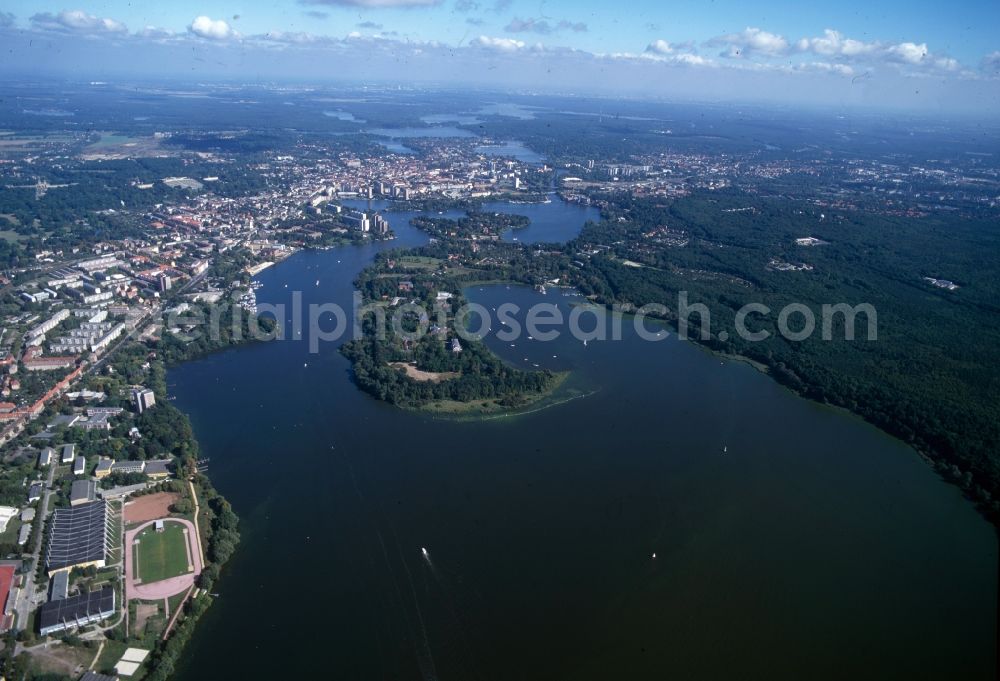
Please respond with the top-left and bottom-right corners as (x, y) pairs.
(133, 523), (192, 584)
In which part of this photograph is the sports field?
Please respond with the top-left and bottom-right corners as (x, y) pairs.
(132, 523), (193, 584)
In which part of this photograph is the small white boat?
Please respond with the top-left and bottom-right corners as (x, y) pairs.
(421, 547), (429, 557)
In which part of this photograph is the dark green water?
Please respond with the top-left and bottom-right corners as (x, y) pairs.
(169, 205), (996, 681)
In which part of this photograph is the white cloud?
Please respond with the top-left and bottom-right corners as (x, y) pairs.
(706, 27), (959, 76)
(796, 29), (876, 58)
(708, 27), (790, 58)
(471, 35), (526, 51)
(645, 40), (674, 56)
(932, 56), (959, 71)
(672, 53), (709, 66)
(886, 41), (927, 65)
(612, 46), (710, 68)
(189, 16), (235, 41)
(30, 10), (127, 35)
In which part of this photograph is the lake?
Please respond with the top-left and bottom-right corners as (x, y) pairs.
(474, 141), (545, 164)
(484, 197), (600, 244)
(169, 200), (997, 681)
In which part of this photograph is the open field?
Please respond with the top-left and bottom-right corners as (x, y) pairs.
(125, 492), (179, 524)
(133, 523), (192, 585)
(396, 255), (442, 269)
(419, 372), (574, 417)
(389, 362), (458, 383)
(25, 643), (93, 678)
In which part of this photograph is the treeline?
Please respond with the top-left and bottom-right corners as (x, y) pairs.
(157, 301), (278, 367)
(342, 332), (554, 408)
(412, 212), (529, 239)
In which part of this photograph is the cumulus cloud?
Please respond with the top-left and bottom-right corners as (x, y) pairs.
(471, 35), (526, 51)
(705, 26), (960, 75)
(0, 12), (14, 28)
(645, 40), (674, 56)
(357, 21), (384, 29)
(189, 16), (235, 40)
(707, 27), (789, 58)
(798, 32), (957, 73)
(300, 0), (442, 7)
(885, 41), (928, 65)
(673, 53), (710, 66)
(610, 43), (709, 68)
(30, 9), (127, 35)
(796, 29), (876, 58)
(304, 10), (329, 19)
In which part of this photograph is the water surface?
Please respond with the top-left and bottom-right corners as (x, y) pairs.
(169, 203), (996, 681)
(475, 141), (545, 164)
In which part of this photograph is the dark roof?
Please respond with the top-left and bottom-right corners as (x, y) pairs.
(143, 460), (172, 475)
(45, 501), (108, 572)
(38, 586), (115, 633)
(110, 460), (144, 474)
(70, 479), (97, 503)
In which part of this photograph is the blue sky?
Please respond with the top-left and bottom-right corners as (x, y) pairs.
(2, 1), (998, 113)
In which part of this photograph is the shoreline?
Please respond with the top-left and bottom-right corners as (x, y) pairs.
(413, 371), (573, 420)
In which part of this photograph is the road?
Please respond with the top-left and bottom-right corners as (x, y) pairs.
(13, 460), (56, 635)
